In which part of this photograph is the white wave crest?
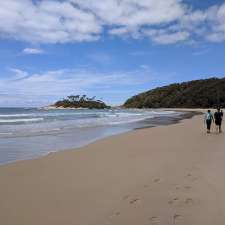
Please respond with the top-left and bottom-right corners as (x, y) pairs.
(0, 118), (44, 123)
(0, 114), (33, 117)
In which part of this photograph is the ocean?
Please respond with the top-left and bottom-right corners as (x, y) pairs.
(0, 107), (186, 165)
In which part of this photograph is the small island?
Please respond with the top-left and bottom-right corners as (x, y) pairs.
(51, 95), (110, 109)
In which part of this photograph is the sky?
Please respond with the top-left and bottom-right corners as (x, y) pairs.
(0, 0), (225, 107)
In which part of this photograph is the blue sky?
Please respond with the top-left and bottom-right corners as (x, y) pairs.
(0, 0), (225, 106)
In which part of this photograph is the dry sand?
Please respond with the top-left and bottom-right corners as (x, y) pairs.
(0, 112), (225, 225)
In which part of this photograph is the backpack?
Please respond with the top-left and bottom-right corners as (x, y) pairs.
(206, 113), (212, 121)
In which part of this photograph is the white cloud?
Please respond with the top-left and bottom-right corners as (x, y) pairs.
(22, 48), (45, 55)
(180, 3), (225, 43)
(0, 67), (154, 106)
(0, 0), (225, 44)
(0, 0), (101, 43)
(9, 68), (29, 80)
(71, 0), (186, 26)
(154, 32), (190, 44)
(204, 4), (225, 42)
(143, 29), (190, 44)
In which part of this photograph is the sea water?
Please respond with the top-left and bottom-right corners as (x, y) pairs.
(0, 108), (185, 165)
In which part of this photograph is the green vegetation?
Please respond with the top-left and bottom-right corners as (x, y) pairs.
(124, 78), (225, 108)
(53, 95), (110, 109)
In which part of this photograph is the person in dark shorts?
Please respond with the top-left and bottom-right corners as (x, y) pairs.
(214, 108), (223, 133)
(205, 110), (214, 133)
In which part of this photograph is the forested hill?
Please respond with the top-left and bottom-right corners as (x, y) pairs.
(123, 78), (225, 108)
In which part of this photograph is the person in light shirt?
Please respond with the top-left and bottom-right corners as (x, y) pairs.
(205, 110), (214, 133)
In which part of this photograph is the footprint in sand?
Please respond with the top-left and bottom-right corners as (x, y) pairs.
(123, 195), (141, 205)
(129, 198), (141, 205)
(108, 211), (121, 223)
(122, 195), (130, 200)
(173, 214), (182, 224)
(168, 197), (179, 205)
(169, 197), (194, 207)
(150, 216), (160, 225)
(184, 185), (192, 190)
(185, 198), (194, 205)
(153, 178), (161, 183)
(186, 173), (198, 182)
(175, 185), (192, 191)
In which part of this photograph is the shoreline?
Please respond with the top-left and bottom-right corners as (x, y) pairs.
(135, 110), (201, 130)
(0, 110), (198, 167)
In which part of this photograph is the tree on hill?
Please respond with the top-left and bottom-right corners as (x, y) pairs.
(123, 77), (225, 108)
(54, 95), (110, 109)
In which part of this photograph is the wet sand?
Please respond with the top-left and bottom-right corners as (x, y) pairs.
(0, 112), (225, 225)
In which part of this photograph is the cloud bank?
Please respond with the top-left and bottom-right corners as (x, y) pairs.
(0, 0), (225, 44)
(0, 67), (154, 106)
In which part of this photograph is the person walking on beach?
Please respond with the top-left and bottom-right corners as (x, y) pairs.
(214, 108), (223, 133)
(205, 110), (214, 133)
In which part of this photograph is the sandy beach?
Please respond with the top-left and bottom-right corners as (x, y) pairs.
(0, 112), (225, 225)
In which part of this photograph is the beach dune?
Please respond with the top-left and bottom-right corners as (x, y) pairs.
(0, 114), (225, 225)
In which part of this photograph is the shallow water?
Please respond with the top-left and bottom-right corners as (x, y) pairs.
(0, 108), (185, 165)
